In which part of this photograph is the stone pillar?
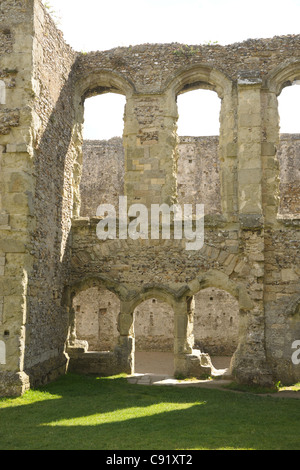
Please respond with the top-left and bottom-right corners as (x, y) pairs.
(0, 131), (33, 397)
(123, 93), (178, 207)
(232, 78), (273, 386)
(230, 230), (273, 386)
(114, 301), (135, 374)
(260, 86), (286, 382)
(173, 296), (215, 379)
(173, 297), (194, 376)
(0, 1), (35, 396)
(237, 78), (263, 218)
(260, 89), (281, 223)
(219, 86), (238, 220)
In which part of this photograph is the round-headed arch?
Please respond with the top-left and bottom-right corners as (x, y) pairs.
(74, 70), (136, 108)
(164, 64), (233, 99)
(64, 275), (129, 309)
(129, 286), (181, 314)
(187, 269), (253, 312)
(267, 60), (300, 96)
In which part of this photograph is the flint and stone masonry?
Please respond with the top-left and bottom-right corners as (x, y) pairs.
(0, 0), (300, 395)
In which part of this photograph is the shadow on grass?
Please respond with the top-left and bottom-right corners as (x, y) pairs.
(0, 373), (299, 450)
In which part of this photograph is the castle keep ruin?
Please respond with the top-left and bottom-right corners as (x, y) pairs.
(0, 0), (300, 395)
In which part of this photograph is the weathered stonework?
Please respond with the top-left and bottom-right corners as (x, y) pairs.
(80, 136), (222, 218)
(0, 0), (300, 395)
(80, 138), (125, 217)
(277, 134), (300, 216)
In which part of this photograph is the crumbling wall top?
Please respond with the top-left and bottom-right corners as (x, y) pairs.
(74, 35), (300, 95)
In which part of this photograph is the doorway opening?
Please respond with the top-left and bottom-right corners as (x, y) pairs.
(193, 287), (239, 375)
(73, 286), (120, 353)
(134, 298), (175, 376)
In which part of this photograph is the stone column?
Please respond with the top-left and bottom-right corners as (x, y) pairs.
(260, 89), (281, 223)
(232, 77), (273, 386)
(114, 301), (135, 374)
(123, 92), (178, 208)
(237, 78), (263, 219)
(173, 296), (215, 379)
(173, 297), (194, 376)
(0, 1), (35, 396)
(219, 86), (239, 220)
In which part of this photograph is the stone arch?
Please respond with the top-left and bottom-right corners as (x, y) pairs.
(267, 60), (300, 96)
(71, 70), (136, 216)
(75, 69), (136, 105)
(74, 287), (121, 352)
(133, 296), (175, 375)
(65, 276), (125, 350)
(67, 275), (128, 307)
(265, 61), (300, 218)
(129, 286), (179, 313)
(0, 340), (6, 365)
(122, 286), (179, 344)
(193, 287), (240, 363)
(134, 298), (175, 351)
(165, 64), (233, 99)
(187, 268), (253, 311)
(184, 269), (254, 374)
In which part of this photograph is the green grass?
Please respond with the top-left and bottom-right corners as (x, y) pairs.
(280, 382), (300, 392)
(0, 373), (299, 450)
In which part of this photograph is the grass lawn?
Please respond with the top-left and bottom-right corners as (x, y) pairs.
(0, 373), (299, 450)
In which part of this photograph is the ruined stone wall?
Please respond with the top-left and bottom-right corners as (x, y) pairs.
(177, 137), (221, 214)
(74, 287), (120, 351)
(74, 286), (239, 356)
(1, 0), (300, 393)
(0, 0), (38, 396)
(277, 134), (300, 216)
(194, 288), (239, 356)
(76, 137), (235, 355)
(80, 138), (125, 217)
(264, 225), (300, 383)
(79, 136), (221, 217)
(75, 37), (300, 94)
(79, 134), (300, 218)
(0, 0), (79, 393)
(24, 1), (78, 386)
(75, 132), (300, 360)
(73, 292), (176, 354)
(72, 126), (299, 382)
(134, 299), (174, 352)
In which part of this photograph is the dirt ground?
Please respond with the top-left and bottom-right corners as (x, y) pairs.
(134, 351), (231, 375)
(133, 352), (300, 398)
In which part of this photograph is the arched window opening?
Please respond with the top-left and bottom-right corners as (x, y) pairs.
(83, 93), (126, 140)
(193, 288), (239, 372)
(177, 89), (221, 137)
(277, 82), (300, 216)
(134, 298), (174, 375)
(176, 89), (222, 215)
(73, 286), (120, 352)
(80, 93), (126, 217)
(278, 82), (300, 134)
(0, 80), (6, 105)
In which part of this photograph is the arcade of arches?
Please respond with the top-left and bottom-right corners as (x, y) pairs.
(0, 0), (300, 396)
